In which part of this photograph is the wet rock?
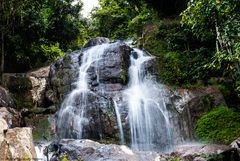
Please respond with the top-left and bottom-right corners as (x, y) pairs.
(47, 53), (80, 103)
(0, 127), (37, 161)
(220, 148), (240, 161)
(3, 73), (34, 109)
(166, 86), (227, 143)
(57, 92), (118, 140)
(27, 66), (50, 107)
(48, 41), (133, 140)
(95, 43), (131, 84)
(0, 86), (15, 108)
(2, 66), (50, 109)
(0, 107), (22, 127)
(48, 38), (227, 147)
(48, 139), (159, 161)
(171, 144), (229, 160)
(45, 89), (57, 104)
(0, 117), (8, 143)
(230, 137), (240, 154)
(48, 41), (131, 105)
(84, 37), (110, 48)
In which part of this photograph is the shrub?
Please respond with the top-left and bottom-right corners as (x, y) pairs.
(196, 107), (240, 144)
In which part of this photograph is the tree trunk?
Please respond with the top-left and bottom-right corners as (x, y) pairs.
(0, 0), (5, 84)
(1, 30), (4, 84)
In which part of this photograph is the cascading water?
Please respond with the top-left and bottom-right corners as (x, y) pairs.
(124, 49), (173, 151)
(56, 41), (173, 151)
(113, 99), (125, 144)
(57, 44), (109, 138)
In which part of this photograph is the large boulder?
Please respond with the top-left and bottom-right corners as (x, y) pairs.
(84, 37), (110, 48)
(0, 127), (37, 161)
(48, 41), (131, 104)
(57, 92), (118, 140)
(2, 66), (50, 109)
(165, 86), (227, 143)
(171, 144), (240, 161)
(0, 107), (22, 127)
(27, 66), (50, 107)
(47, 139), (159, 161)
(47, 41), (132, 140)
(0, 86), (23, 127)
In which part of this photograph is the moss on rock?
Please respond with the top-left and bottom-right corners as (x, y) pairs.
(196, 107), (240, 144)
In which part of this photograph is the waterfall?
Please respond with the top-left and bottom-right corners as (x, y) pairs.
(124, 49), (173, 151)
(56, 41), (173, 151)
(35, 143), (52, 161)
(57, 44), (109, 138)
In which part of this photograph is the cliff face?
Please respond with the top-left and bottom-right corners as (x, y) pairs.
(46, 38), (226, 145)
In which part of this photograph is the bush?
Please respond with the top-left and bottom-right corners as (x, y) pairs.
(196, 107), (240, 144)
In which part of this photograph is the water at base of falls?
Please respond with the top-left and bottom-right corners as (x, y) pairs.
(56, 42), (173, 151)
(35, 143), (52, 161)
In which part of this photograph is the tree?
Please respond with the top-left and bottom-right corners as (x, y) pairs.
(0, 0), (87, 73)
(91, 0), (156, 40)
(138, 0), (187, 16)
(181, 0), (240, 96)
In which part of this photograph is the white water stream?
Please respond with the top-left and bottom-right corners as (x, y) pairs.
(57, 44), (109, 138)
(124, 49), (173, 150)
(55, 42), (173, 152)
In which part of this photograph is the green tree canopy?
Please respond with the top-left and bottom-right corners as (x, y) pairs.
(91, 0), (156, 39)
(181, 0), (240, 96)
(0, 0), (88, 72)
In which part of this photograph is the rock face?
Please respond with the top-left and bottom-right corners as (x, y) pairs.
(47, 139), (159, 161)
(48, 40), (132, 140)
(47, 38), (227, 146)
(48, 41), (131, 104)
(0, 107), (22, 127)
(0, 86), (23, 127)
(0, 127), (37, 161)
(2, 66), (50, 109)
(166, 86), (227, 143)
(0, 86), (15, 108)
(27, 66), (50, 107)
(44, 140), (240, 161)
(84, 37), (110, 48)
(171, 144), (240, 161)
(231, 137), (240, 154)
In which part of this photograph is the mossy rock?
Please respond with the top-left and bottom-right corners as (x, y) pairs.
(196, 107), (240, 144)
(25, 115), (54, 141)
(4, 75), (34, 110)
(7, 76), (32, 93)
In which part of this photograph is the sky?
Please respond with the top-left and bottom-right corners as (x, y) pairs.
(81, 0), (99, 17)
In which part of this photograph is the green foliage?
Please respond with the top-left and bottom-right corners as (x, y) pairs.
(201, 154), (224, 161)
(1, 0), (89, 72)
(143, 19), (214, 86)
(91, 0), (156, 39)
(196, 107), (240, 144)
(31, 116), (54, 141)
(41, 43), (64, 61)
(139, 0), (187, 16)
(217, 84), (231, 99)
(61, 153), (70, 161)
(181, 0), (240, 97)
